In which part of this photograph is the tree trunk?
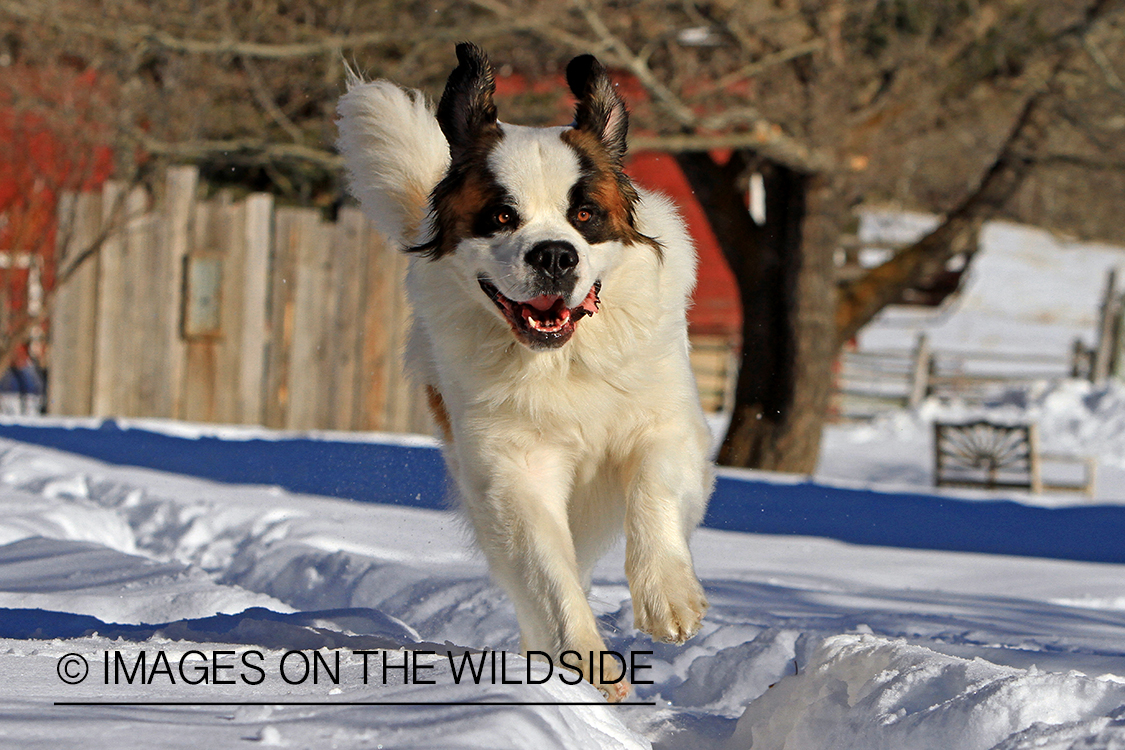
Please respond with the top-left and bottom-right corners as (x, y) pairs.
(677, 153), (840, 473)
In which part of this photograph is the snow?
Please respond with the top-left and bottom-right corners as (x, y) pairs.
(723, 635), (1125, 750)
(0, 215), (1122, 747)
(0, 433), (1122, 748)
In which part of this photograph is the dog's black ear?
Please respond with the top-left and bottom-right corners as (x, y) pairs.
(437, 43), (500, 159)
(567, 54), (628, 162)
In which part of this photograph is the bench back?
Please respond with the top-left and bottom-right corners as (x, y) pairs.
(933, 421), (1042, 493)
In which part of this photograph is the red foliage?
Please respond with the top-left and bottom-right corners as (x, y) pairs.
(0, 64), (115, 329)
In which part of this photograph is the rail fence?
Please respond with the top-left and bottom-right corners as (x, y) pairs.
(833, 267), (1125, 421)
(832, 334), (1082, 421)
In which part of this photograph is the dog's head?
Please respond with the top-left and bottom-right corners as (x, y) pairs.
(411, 43), (659, 351)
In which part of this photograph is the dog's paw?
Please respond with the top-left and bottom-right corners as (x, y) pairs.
(560, 647), (632, 702)
(631, 561), (709, 645)
(590, 654), (632, 703)
(597, 676), (632, 703)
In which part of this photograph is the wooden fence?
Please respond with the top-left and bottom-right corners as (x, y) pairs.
(688, 334), (737, 414)
(49, 166), (432, 434)
(48, 166), (735, 434)
(832, 333), (1078, 421)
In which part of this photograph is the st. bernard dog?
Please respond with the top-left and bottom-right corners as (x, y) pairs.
(337, 43), (712, 701)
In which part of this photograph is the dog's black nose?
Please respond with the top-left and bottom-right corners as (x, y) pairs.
(525, 241), (579, 280)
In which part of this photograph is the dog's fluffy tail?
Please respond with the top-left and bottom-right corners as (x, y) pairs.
(336, 68), (449, 248)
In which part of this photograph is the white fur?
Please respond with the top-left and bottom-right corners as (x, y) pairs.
(336, 77), (449, 246)
(337, 81), (713, 702)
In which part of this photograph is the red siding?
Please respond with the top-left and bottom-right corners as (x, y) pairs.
(626, 152), (741, 337)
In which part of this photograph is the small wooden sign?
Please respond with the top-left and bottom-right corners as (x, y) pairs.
(182, 253), (223, 338)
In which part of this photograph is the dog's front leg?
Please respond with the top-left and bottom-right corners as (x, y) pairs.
(458, 448), (630, 702)
(625, 432), (711, 645)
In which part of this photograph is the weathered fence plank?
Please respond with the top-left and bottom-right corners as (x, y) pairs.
(331, 207), (367, 431)
(48, 191), (101, 416)
(357, 225), (399, 432)
(159, 166), (197, 420)
(264, 207), (300, 429)
(217, 195), (251, 424)
(181, 197), (219, 423)
(131, 204), (163, 417)
(239, 193), (272, 425)
(90, 181), (124, 417)
(287, 210), (335, 431)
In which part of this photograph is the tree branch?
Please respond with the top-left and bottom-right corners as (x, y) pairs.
(711, 39), (825, 90)
(0, 1), (526, 59)
(240, 56), (305, 143)
(487, 0), (840, 173)
(835, 0), (1123, 344)
(1084, 34), (1125, 98)
(138, 137), (344, 170)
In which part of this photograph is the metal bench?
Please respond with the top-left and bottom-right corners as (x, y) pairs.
(933, 420), (1096, 496)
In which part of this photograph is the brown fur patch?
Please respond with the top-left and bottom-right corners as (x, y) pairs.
(425, 385), (453, 442)
(561, 129), (662, 258)
(409, 133), (506, 258)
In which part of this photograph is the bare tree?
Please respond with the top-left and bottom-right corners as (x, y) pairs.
(4, 0), (1125, 471)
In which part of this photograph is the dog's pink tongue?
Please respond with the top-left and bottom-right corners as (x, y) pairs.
(524, 295), (562, 312)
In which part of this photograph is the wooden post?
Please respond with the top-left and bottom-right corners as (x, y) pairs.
(1092, 268), (1118, 384)
(932, 421), (944, 487)
(908, 332), (931, 409)
(1070, 337), (1086, 379)
(238, 193), (272, 425)
(160, 166), (197, 420)
(1113, 292), (1125, 383)
(331, 207), (367, 431)
(48, 191), (102, 416)
(1027, 423), (1043, 494)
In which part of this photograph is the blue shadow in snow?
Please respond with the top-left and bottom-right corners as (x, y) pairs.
(0, 420), (1121, 564)
(0, 421), (448, 510)
(708, 474), (1125, 564)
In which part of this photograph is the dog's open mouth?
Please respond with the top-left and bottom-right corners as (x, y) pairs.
(479, 278), (601, 349)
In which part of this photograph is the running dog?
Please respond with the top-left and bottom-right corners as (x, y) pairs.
(336, 43), (712, 701)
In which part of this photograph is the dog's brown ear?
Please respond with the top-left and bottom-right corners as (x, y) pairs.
(566, 54), (629, 163)
(436, 43), (500, 160)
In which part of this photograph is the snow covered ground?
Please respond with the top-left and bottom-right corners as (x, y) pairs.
(0, 434), (1122, 749)
(0, 215), (1122, 748)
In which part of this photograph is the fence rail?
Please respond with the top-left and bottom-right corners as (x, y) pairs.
(832, 334), (1077, 421)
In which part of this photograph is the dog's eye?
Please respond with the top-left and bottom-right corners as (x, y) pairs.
(493, 207), (515, 226)
(576, 208), (593, 223)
